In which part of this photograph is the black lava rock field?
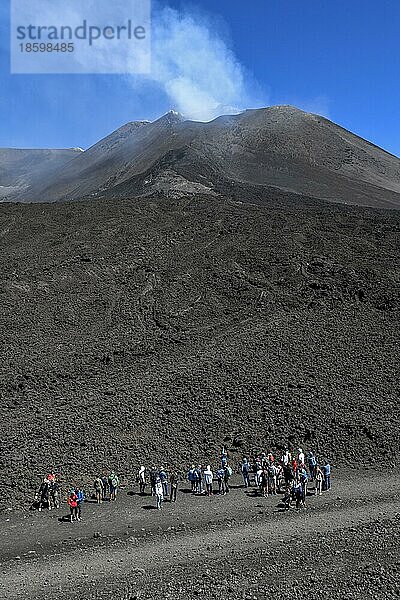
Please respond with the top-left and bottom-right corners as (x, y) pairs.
(0, 189), (399, 509)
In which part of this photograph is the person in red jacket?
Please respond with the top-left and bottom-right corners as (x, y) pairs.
(67, 491), (78, 522)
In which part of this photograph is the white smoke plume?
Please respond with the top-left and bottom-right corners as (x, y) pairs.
(148, 6), (256, 121)
(8, 0), (263, 122)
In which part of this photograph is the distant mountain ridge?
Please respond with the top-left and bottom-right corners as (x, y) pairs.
(0, 147), (82, 200)
(1, 106), (400, 208)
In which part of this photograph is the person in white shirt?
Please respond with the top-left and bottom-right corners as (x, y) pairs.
(256, 466), (263, 488)
(282, 449), (291, 466)
(155, 478), (164, 510)
(268, 463), (278, 495)
(203, 465), (213, 496)
(138, 466), (146, 495)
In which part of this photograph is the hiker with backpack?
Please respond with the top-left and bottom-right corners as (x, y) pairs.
(94, 476), (104, 503)
(275, 463), (284, 493)
(315, 465), (323, 495)
(223, 464), (232, 494)
(260, 452), (267, 469)
(308, 452), (317, 480)
(268, 462), (278, 495)
(192, 467), (200, 494)
(170, 470), (179, 502)
(188, 465), (197, 493)
(37, 478), (50, 511)
(109, 472), (119, 501)
(75, 487), (85, 521)
(241, 458), (251, 488)
(252, 457), (260, 486)
(159, 467), (169, 498)
(323, 461), (331, 491)
(195, 465), (203, 494)
(150, 467), (158, 496)
(67, 490), (78, 522)
(49, 480), (61, 509)
(283, 463), (294, 487)
(283, 483), (293, 510)
(299, 468), (309, 501)
(221, 447), (228, 468)
(101, 475), (109, 501)
(216, 467), (225, 494)
(260, 467), (269, 497)
(294, 480), (305, 509)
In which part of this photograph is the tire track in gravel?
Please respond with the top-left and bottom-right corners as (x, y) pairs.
(1, 471), (398, 599)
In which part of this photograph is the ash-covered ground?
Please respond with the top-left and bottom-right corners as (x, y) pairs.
(1, 471), (399, 600)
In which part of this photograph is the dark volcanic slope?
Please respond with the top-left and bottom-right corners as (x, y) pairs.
(12, 112), (199, 203)
(0, 190), (399, 508)
(10, 106), (400, 208)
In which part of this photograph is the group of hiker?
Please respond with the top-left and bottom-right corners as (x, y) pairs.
(93, 472), (120, 504)
(242, 448), (332, 509)
(33, 446), (331, 517)
(33, 471), (120, 522)
(143, 466), (180, 508)
(142, 447), (331, 510)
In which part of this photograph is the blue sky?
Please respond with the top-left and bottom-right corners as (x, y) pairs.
(0, 0), (399, 155)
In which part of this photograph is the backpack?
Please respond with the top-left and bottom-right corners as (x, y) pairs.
(226, 466), (233, 477)
(51, 482), (60, 494)
(294, 484), (302, 496)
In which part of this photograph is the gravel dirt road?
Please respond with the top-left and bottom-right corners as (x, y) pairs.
(1, 470), (398, 599)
